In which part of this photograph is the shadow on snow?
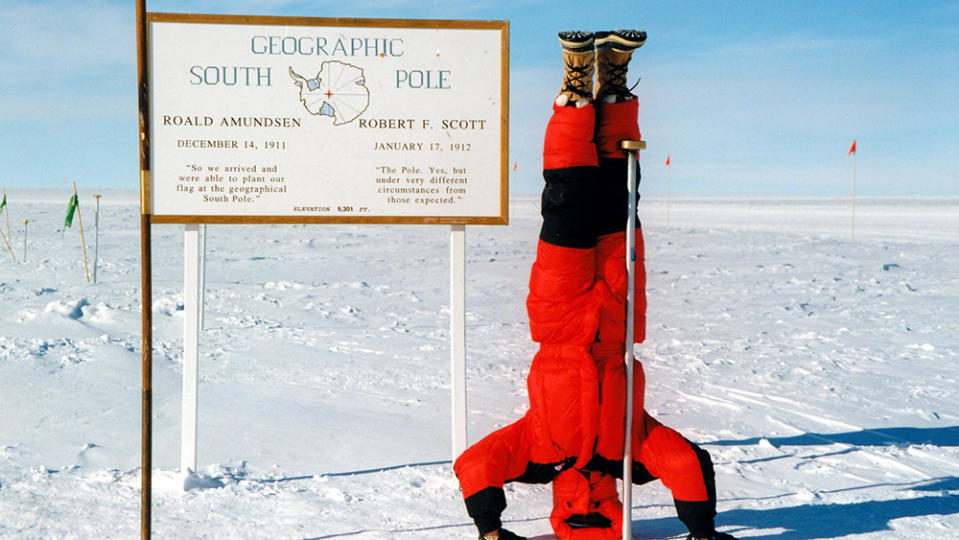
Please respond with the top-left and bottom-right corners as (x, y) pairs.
(633, 494), (959, 540)
(705, 425), (959, 449)
(297, 428), (959, 539)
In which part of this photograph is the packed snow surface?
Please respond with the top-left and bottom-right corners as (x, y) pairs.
(1, 189), (957, 539)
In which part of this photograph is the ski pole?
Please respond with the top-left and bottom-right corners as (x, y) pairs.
(620, 138), (645, 540)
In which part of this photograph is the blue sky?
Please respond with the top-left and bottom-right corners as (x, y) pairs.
(1, 0), (956, 195)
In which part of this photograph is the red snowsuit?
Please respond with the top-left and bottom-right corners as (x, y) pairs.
(454, 99), (717, 539)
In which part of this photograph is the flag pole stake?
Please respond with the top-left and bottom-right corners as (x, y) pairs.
(74, 182), (91, 284)
(0, 188), (17, 262)
(0, 222), (16, 262)
(3, 188), (10, 239)
(851, 152), (856, 240)
(666, 159), (671, 227)
(93, 195), (102, 284)
(848, 139), (857, 240)
(23, 220), (28, 262)
(0, 188), (15, 261)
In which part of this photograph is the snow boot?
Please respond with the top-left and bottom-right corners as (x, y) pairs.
(594, 30), (646, 103)
(556, 31), (595, 107)
(480, 528), (526, 540)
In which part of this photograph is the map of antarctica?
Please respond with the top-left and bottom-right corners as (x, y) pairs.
(289, 61), (370, 126)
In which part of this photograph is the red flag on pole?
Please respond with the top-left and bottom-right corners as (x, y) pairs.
(848, 140), (857, 156)
(665, 155), (671, 166)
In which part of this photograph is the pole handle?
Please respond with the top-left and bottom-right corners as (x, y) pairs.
(620, 140), (646, 151)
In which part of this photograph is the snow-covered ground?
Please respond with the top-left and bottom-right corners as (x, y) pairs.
(1, 189), (957, 539)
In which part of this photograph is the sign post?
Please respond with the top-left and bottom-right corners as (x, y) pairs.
(450, 224), (468, 458)
(140, 12), (508, 534)
(181, 224), (202, 475)
(199, 225), (207, 330)
(135, 2), (153, 538)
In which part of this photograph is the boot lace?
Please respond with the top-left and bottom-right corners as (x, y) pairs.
(605, 60), (629, 95)
(562, 62), (593, 99)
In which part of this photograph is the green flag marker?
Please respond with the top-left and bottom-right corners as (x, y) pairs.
(65, 193), (79, 228)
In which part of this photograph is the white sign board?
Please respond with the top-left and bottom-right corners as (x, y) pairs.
(147, 14), (508, 224)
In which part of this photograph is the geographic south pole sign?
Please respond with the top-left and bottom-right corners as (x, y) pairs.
(148, 13), (508, 224)
(140, 18), (508, 532)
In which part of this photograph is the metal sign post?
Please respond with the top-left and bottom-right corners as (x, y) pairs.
(621, 139), (645, 540)
(181, 224), (202, 475)
(199, 225), (207, 330)
(450, 224), (468, 458)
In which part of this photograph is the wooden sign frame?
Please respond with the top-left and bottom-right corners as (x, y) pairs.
(147, 13), (509, 225)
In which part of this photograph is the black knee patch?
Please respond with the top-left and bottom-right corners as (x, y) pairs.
(673, 499), (716, 538)
(691, 441), (717, 510)
(540, 166), (598, 248)
(674, 441), (718, 538)
(595, 157), (641, 237)
(464, 486), (507, 535)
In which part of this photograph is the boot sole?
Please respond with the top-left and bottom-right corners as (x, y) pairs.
(595, 31), (647, 51)
(559, 31), (595, 54)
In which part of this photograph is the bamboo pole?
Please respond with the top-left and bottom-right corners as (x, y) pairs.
(136, 0), (154, 538)
(23, 220), (28, 262)
(74, 182), (91, 283)
(0, 187), (15, 261)
(0, 222), (15, 262)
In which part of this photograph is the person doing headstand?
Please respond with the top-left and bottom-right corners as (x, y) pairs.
(453, 30), (736, 540)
